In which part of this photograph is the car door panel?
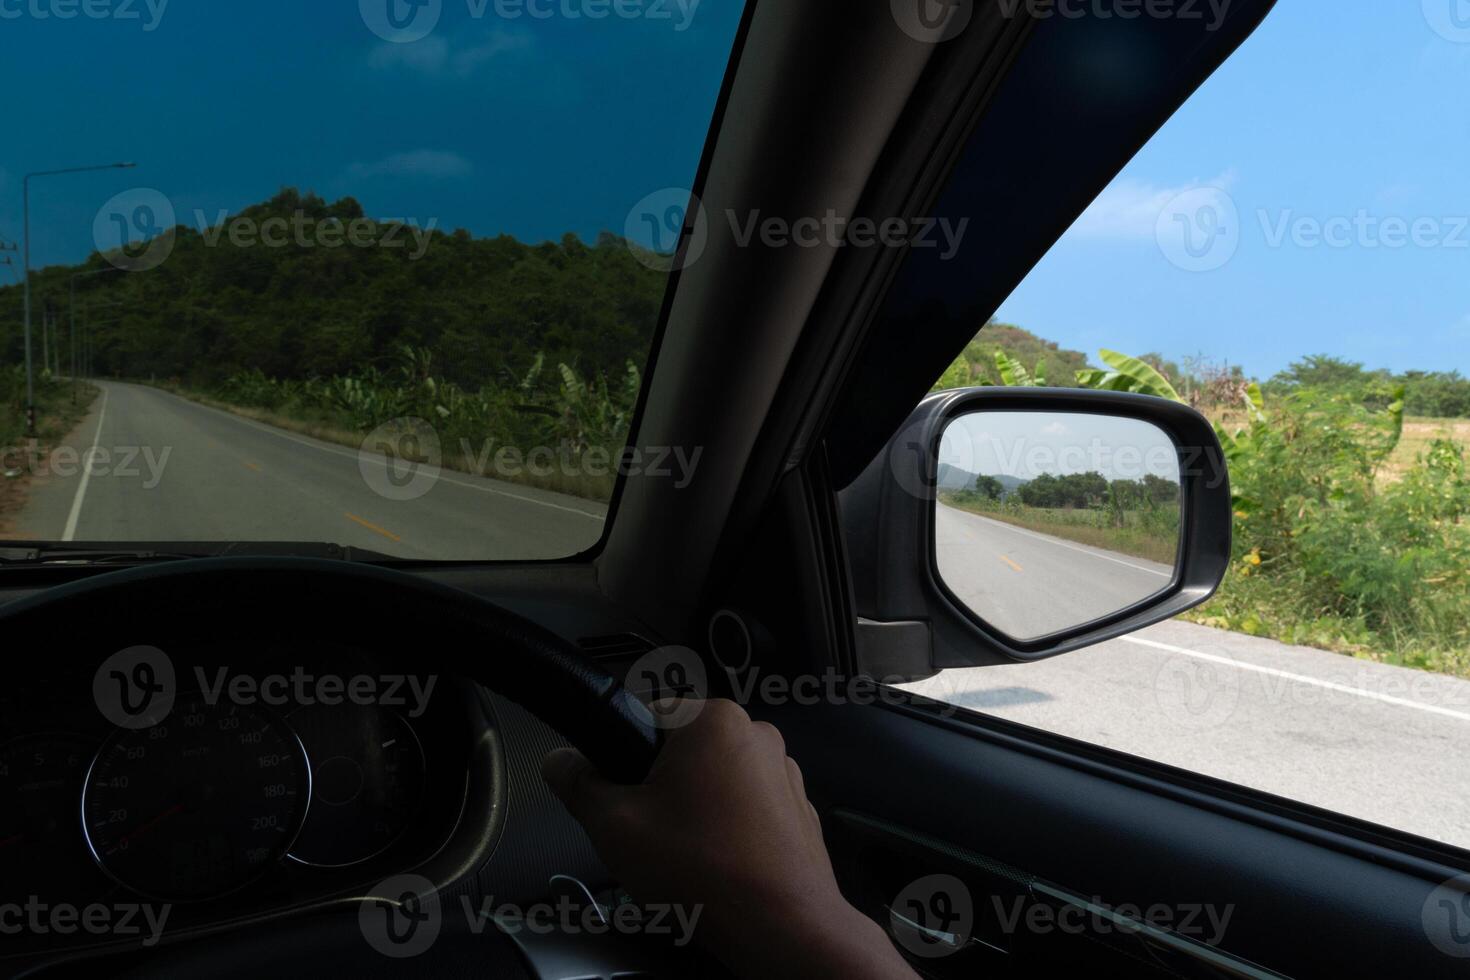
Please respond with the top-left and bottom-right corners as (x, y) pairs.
(758, 697), (1462, 978)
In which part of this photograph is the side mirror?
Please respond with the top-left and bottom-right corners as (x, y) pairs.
(838, 388), (1231, 678)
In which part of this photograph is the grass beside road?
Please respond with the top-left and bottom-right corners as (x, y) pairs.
(1190, 412), (1470, 679)
(939, 492), (1179, 565)
(0, 374), (100, 530)
(1180, 572), (1470, 680)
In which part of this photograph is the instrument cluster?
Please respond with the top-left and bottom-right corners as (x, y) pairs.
(1, 645), (479, 952)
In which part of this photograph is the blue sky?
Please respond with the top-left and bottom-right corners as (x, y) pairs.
(0, 0), (739, 270)
(4, 3), (1464, 381)
(995, 3), (1470, 379)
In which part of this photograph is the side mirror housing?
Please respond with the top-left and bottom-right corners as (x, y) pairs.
(838, 388), (1232, 679)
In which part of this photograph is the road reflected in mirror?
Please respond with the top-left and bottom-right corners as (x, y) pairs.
(935, 411), (1181, 642)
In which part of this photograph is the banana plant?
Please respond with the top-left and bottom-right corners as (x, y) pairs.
(994, 351), (1046, 387)
(1214, 382), (1268, 464)
(1075, 350), (1182, 401)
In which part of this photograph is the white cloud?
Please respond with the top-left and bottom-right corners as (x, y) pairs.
(369, 30), (530, 78)
(347, 150), (474, 181)
(1070, 170), (1238, 240)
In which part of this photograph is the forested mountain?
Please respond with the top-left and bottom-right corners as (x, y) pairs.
(0, 189), (666, 389)
(960, 321), (1091, 385)
(5, 189), (1465, 423)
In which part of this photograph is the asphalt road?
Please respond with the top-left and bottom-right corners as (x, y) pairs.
(903, 617), (1470, 851)
(935, 502), (1175, 640)
(11, 381), (606, 560)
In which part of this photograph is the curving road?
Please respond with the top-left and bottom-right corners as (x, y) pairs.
(9, 381), (606, 561)
(935, 502), (1174, 640)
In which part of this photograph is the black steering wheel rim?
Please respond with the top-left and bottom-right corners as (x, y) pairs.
(0, 557), (661, 785)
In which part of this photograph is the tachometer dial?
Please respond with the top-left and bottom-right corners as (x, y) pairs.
(82, 697), (310, 901)
(286, 703), (426, 868)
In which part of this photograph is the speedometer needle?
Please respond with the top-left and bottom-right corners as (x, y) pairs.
(119, 803), (184, 845)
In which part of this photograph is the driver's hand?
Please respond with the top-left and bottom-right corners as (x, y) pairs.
(541, 699), (918, 980)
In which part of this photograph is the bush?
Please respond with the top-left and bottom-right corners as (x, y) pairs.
(1208, 389), (1470, 674)
(204, 346), (642, 502)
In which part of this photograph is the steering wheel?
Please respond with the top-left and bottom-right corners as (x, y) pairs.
(0, 557), (662, 784)
(0, 558), (695, 976)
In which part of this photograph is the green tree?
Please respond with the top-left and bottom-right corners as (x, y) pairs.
(974, 474), (1005, 500)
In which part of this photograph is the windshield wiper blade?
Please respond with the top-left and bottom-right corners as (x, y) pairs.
(0, 546), (205, 566)
(0, 541), (402, 566)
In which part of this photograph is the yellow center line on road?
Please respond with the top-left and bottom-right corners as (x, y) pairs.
(243, 462), (262, 473)
(345, 512), (402, 543)
(1000, 554), (1023, 573)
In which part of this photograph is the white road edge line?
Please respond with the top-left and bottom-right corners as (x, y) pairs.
(958, 508), (1173, 578)
(139, 384), (605, 521)
(62, 387), (110, 542)
(1122, 634), (1470, 723)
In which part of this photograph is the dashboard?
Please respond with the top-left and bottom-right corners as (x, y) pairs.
(0, 563), (713, 979)
(0, 643), (499, 961)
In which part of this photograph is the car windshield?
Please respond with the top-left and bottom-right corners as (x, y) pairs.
(0, 1), (741, 561)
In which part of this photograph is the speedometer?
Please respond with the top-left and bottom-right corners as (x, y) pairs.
(82, 696), (311, 901)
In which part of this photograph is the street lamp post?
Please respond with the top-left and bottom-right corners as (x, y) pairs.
(22, 162), (136, 436)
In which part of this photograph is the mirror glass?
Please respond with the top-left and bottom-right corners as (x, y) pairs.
(935, 411), (1182, 642)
